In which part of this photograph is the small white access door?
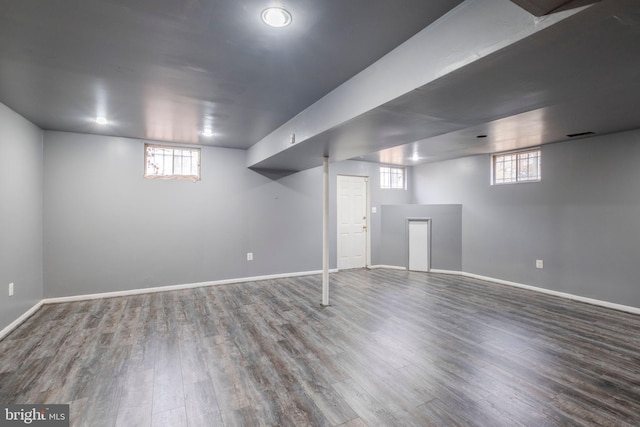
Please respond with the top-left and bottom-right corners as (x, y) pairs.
(337, 175), (368, 270)
(408, 219), (430, 272)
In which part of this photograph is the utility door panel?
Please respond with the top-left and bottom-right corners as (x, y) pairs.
(408, 219), (430, 272)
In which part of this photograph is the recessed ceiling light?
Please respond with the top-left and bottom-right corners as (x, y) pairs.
(95, 117), (108, 125)
(201, 129), (214, 137)
(261, 7), (292, 28)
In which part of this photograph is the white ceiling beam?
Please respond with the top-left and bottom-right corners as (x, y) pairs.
(247, 0), (588, 170)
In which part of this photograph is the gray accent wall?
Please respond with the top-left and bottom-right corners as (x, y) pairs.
(380, 205), (462, 270)
(0, 103), (43, 332)
(412, 129), (640, 308)
(43, 132), (411, 298)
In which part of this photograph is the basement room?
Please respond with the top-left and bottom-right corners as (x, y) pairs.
(1, 0), (639, 425)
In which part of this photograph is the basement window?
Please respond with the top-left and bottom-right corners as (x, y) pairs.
(380, 166), (405, 189)
(492, 148), (541, 184)
(144, 144), (201, 181)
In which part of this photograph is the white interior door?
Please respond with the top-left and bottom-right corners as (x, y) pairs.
(408, 220), (430, 272)
(337, 175), (368, 270)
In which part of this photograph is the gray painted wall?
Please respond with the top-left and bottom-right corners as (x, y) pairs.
(0, 103), (43, 332)
(380, 204), (462, 270)
(412, 129), (640, 308)
(43, 132), (411, 298)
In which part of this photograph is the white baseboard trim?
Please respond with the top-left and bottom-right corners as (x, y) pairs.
(429, 269), (460, 275)
(430, 269), (640, 316)
(1, 269), (341, 341)
(5, 267), (637, 341)
(0, 301), (44, 341)
(43, 269), (339, 305)
(368, 265), (406, 270)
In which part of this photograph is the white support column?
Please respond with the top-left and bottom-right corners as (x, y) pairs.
(321, 156), (330, 306)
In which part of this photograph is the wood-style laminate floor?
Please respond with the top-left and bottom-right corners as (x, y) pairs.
(1, 269), (640, 426)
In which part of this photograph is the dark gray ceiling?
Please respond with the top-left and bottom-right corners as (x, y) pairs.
(360, 0), (640, 166)
(247, 0), (640, 170)
(2, 0), (639, 171)
(0, 0), (463, 148)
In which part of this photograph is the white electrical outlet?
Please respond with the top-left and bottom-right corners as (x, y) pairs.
(536, 260), (544, 269)
(9, 282), (14, 296)
(247, 252), (253, 261)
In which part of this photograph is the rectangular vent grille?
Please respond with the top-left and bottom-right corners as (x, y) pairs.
(567, 131), (595, 138)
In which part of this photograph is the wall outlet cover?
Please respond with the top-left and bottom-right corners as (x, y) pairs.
(536, 260), (544, 269)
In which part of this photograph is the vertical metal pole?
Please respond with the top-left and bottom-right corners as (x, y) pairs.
(322, 156), (330, 306)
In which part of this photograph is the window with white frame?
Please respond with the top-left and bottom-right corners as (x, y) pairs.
(380, 166), (405, 189)
(493, 148), (541, 184)
(144, 144), (201, 181)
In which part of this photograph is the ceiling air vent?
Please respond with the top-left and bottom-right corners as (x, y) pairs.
(510, 0), (599, 16)
(566, 131), (594, 138)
